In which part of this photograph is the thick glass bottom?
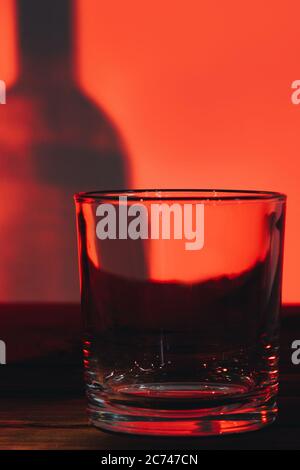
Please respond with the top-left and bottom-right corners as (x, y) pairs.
(87, 382), (277, 436)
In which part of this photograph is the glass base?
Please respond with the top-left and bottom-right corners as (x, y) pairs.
(87, 382), (277, 436)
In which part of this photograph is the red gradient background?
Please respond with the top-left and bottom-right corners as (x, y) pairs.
(0, 0), (298, 303)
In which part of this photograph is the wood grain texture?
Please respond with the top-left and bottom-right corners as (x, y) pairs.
(0, 305), (299, 450)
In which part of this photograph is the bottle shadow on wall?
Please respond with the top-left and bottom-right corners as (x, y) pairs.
(0, 0), (137, 304)
(0, 0), (146, 367)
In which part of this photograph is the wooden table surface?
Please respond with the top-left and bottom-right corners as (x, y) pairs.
(0, 306), (300, 450)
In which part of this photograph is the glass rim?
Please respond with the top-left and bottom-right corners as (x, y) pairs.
(74, 189), (286, 203)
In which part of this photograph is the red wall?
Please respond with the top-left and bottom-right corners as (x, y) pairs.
(1, 0), (299, 302)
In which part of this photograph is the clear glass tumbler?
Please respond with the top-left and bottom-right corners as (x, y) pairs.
(74, 189), (286, 436)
